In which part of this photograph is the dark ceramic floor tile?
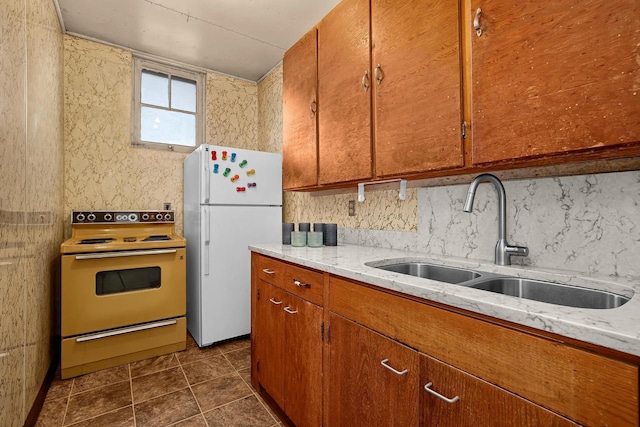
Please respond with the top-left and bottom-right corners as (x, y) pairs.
(223, 347), (251, 370)
(182, 354), (235, 386)
(36, 397), (67, 427)
(203, 395), (276, 427)
(130, 353), (179, 378)
(191, 374), (252, 412)
(215, 337), (250, 354)
(45, 379), (72, 401)
(66, 406), (134, 427)
(177, 342), (222, 366)
(64, 380), (131, 426)
(131, 366), (188, 403)
(237, 367), (253, 388)
(169, 414), (208, 427)
(71, 365), (129, 394)
(134, 388), (199, 427)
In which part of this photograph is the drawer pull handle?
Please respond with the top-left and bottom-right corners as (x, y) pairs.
(293, 279), (310, 288)
(380, 359), (408, 375)
(269, 298), (283, 305)
(75, 249), (176, 260)
(284, 306), (298, 314)
(374, 64), (384, 84)
(424, 382), (460, 403)
(262, 269), (275, 275)
(473, 8), (483, 37)
(75, 319), (177, 342)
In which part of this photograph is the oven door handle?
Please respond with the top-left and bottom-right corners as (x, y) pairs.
(74, 249), (177, 260)
(75, 319), (178, 342)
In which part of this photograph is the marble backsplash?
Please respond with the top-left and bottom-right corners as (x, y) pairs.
(341, 170), (640, 280)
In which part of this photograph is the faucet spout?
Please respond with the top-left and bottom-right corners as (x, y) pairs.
(463, 174), (528, 266)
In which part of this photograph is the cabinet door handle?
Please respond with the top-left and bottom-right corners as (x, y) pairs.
(374, 64), (384, 84)
(310, 100), (317, 116)
(474, 8), (483, 37)
(293, 279), (310, 288)
(424, 382), (460, 403)
(361, 71), (369, 91)
(262, 268), (275, 275)
(269, 298), (283, 305)
(380, 358), (408, 375)
(284, 306), (298, 314)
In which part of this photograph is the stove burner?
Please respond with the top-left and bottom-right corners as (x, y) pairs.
(142, 235), (173, 242)
(79, 238), (115, 245)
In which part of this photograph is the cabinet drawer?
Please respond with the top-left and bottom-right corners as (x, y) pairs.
(420, 354), (578, 426)
(256, 255), (287, 286)
(284, 264), (323, 305)
(329, 275), (638, 427)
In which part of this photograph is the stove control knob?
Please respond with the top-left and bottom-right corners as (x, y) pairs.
(128, 213), (137, 222)
(76, 213), (85, 222)
(156, 213), (163, 220)
(142, 213), (150, 221)
(87, 213), (96, 221)
(164, 213), (172, 221)
(104, 213), (112, 221)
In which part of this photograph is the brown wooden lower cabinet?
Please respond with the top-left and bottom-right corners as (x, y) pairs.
(252, 253), (639, 426)
(420, 354), (578, 427)
(252, 258), (323, 427)
(328, 313), (419, 426)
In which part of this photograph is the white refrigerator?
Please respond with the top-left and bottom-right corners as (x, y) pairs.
(184, 144), (282, 347)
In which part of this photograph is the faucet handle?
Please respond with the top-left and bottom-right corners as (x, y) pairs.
(506, 245), (529, 257)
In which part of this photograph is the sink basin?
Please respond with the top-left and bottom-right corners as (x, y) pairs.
(371, 262), (481, 284)
(467, 277), (630, 309)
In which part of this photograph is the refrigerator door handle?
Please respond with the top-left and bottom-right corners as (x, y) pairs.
(204, 208), (210, 275)
(203, 145), (210, 204)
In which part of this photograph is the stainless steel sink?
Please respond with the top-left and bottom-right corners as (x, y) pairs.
(372, 262), (482, 284)
(466, 277), (630, 309)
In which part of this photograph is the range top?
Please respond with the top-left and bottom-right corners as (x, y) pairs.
(61, 210), (185, 254)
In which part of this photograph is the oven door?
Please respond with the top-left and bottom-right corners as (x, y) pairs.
(61, 248), (186, 337)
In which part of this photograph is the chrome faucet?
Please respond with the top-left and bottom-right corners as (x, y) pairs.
(463, 173), (529, 266)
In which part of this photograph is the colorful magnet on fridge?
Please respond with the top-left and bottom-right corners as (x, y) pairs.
(222, 151), (228, 161)
(248, 182), (257, 188)
(213, 164), (219, 174)
(230, 174), (239, 183)
(239, 160), (247, 168)
(246, 169), (255, 176)
(223, 168), (231, 177)
(231, 153), (237, 162)
(236, 187), (246, 192)
(211, 151), (217, 161)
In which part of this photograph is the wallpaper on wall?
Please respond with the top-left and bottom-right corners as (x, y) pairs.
(257, 64), (283, 154)
(0, 0), (64, 425)
(64, 36), (260, 236)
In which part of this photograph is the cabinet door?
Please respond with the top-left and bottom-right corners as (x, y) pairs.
(317, 0), (372, 185)
(255, 280), (286, 408)
(328, 313), (419, 426)
(283, 294), (323, 427)
(283, 29), (318, 190)
(420, 354), (578, 426)
(372, 0), (463, 177)
(471, 0), (640, 165)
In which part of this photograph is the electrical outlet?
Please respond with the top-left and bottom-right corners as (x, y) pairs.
(348, 200), (356, 216)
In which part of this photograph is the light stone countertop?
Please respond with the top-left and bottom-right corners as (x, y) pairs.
(249, 243), (640, 358)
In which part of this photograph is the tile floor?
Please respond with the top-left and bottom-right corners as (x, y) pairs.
(36, 334), (282, 427)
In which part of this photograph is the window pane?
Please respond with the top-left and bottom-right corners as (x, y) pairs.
(171, 76), (197, 112)
(96, 267), (161, 295)
(141, 106), (196, 146)
(141, 69), (169, 107)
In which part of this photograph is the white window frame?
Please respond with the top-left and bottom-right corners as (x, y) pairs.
(132, 56), (205, 152)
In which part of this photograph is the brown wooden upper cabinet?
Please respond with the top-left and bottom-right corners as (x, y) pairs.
(317, 0), (373, 185)
(372, 0), (464, 177)
(470, 0), (640, 165)
(282, 29), (318, 190)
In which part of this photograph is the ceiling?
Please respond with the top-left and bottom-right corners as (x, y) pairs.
(56, 0), (341, 81)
